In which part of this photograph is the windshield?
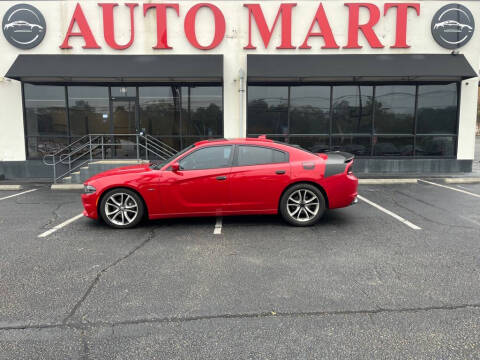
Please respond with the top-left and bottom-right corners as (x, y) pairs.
(149, 144), (195, 170)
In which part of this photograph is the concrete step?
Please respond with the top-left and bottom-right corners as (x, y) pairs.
(60, 159), (148, 184)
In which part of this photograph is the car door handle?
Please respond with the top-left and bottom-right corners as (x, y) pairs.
(276, 170), (286, 175)
(216, 176), (227, 181)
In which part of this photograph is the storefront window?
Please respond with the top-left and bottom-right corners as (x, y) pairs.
(247, 83), (458, 157)
(332, 86), (373, 134)
(374, 85), (416, 134)
(290, 86), (330, 134)
(139, 86), (178, 136)
(182, 86), (223, 137)
(416, 84), (457, 134)
(24, 84), (67, 159)
(247, 86), (288, 135)
(68, 86), (110, 136)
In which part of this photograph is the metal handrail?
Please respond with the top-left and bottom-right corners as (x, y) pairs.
(44, 133), (180, 183)
(145, 134), (178, 153)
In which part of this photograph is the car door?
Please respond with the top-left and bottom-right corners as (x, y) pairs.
(227, 145), (291, 213)
(159, 145), (233, 216)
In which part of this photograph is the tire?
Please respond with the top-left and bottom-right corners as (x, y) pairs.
(99, 188), (145, 229)
(280, 183), (326, 226)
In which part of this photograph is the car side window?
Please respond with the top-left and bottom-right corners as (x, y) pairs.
(179, 146), (232, 170)
(237, 146), (288, 166)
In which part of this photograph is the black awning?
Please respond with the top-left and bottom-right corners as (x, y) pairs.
(5, 55), (223, 82)
(247, 54), (477, 82)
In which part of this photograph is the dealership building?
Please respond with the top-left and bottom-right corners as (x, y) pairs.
(0, 0), (479, 179)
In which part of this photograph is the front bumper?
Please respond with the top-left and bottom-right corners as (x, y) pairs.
(81, 193), (99, 220)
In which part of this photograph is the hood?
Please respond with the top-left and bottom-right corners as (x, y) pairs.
(86, 164), (151, 182)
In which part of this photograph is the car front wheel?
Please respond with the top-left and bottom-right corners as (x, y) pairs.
(100, 188), (144, 229)
(280, 184), (326, 226)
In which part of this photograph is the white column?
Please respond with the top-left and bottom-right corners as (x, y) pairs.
(457, 77), (479, 160)
(0, 78), (25, 161)
(223, 50), (247, 139)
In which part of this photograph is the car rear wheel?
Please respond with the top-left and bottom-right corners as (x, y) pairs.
(100, 188), (144, 229)
(280, 184), (325, 226)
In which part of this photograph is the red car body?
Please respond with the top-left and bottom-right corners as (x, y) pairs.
(81, 138), (358, 221)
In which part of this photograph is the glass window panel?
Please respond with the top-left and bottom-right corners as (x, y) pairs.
(247, 86), (288, 135)
(147, 136), (182, 153)
(139, 86), (178, 136)
(289, 136), (330, 153)
(68, 86), (109, 136)
(182, 86), (223, 137)
(332, 86), (373, 134)
(26, 136), (69, 159)
(373, 136), (413, 156)
(237, 146), (287, 166)
(179, 145), (232, 170)
(332, 136), (371, 156)
(415, 136), (455, 157)
(24, 84), (67, 136)
(290, 86), (330, 134)
(417, 84), (458, 134)
(111, 86), (136, 97)
(182, 136), (222, 148)
(374, 85), (415, 134)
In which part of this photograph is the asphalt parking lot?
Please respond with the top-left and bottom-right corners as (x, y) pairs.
(1, 181), (480, 359)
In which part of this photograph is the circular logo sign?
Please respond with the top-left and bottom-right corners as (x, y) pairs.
(2, 4), (46, 49)
(431, 4), (474, 49)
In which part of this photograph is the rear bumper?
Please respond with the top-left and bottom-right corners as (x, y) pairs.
(322, 174), (358, 209)
(81, 193), (99, 220)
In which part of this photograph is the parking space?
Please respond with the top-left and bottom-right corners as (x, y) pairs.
(1, 182), (480, 358)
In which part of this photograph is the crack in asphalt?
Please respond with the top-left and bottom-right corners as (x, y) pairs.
(62, 227), (159, 325)
(2, 302), (480, 332)
(41, 201), (75, 229)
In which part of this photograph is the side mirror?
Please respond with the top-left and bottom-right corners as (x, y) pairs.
(171, 163), (180, 172)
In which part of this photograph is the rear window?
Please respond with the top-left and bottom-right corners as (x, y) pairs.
(237, 146), (288, 166)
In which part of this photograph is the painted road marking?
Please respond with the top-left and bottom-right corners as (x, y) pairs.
(357, 195), (421, 230)
(419, 179), (480, 199)
(38, 213), (84, 238)
(0, 188), (37, 201)
(214, 217), (222, 235)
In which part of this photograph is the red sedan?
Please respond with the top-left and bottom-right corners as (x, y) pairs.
(82, 137), (358, 228)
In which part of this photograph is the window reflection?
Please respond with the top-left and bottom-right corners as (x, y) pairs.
(25, 84), (67, 137)
(182, 86), (223, 137)
(247, 86), (288, 135)
(332, 86), (373, 134)
(139, 87), (178, 136)
(332, 136), (371, 156)
(290, 86), (330, 134)
(374, 85), (415, 134)
(68, 86), (109, 136)
(417, 84), (457, 134)
(374, 136), (414, 156)
(415, 136), (455, 157)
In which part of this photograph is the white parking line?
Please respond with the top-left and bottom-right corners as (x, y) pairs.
(357, 195), (421, 230)
(38, 213), (84, 238)
(0, 188), (37, 201)
(419, 179), (480, 199)
(214, 217), (222, 235)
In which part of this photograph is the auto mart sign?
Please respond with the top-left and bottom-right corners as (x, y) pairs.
(1, 2), (476, 51)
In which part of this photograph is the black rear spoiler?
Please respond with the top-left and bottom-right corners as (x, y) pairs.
(324, 151), (354, 177)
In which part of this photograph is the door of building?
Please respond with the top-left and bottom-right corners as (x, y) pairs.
(110, 87), (139, 158)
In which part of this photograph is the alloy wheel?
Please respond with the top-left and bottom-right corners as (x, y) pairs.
(104, 192), (139, 226)
(286, 189), (320, 222)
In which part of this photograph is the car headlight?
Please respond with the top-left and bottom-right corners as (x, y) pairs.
(84, 184), (96, 194)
